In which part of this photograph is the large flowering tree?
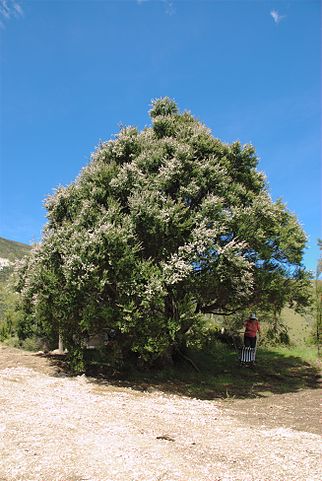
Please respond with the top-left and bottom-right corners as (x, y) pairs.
(16, 98), (311, 367)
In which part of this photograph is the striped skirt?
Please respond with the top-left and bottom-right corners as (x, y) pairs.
(239, 346), (256, 363)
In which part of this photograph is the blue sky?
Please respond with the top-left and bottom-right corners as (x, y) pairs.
(0, 0), (320, 273)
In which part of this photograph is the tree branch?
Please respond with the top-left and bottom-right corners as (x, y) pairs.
(196, 302), (239, 316)
(202, 309), (238, 316)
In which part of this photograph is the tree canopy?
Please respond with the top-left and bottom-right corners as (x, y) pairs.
(16, 98), (311, 368)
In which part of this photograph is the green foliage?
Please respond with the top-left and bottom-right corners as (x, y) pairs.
(0, 281), (53, 351)
(0, 238), (33, 343)
(67, 345), (86, 373)
(265, 321), (290, 346)
(0, 284), (22, 341)
(15, 98), (311, 369)
(313, 281), (322, 348)
(313, 240), (322, 350)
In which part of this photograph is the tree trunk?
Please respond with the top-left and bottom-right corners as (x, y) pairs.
(58, 332), (64, 354)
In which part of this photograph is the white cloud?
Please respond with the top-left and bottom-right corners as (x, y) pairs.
(163, 0), (175, 16)
(13, 1), (23, 16)
(0, 0), (23, 26)
(0, 0), (10, 19)
(270, 9), (285, 25)
(136, 0), (175, 16)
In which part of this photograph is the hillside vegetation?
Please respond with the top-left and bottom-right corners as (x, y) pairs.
(0, 237), (32, 339)
(0, 237), (32, 283)
(0, 237), (31, 261)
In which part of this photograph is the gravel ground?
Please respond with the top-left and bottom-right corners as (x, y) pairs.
(0, 362), (321, 481)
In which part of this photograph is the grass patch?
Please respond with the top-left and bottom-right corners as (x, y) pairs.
(87, 340), (320, 400)
(2, 335), (43, 352)
(263, 344), (319, 364)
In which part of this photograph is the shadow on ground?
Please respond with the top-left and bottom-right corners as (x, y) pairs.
(82, 347), (321, 401)
(1, 343), (319, 401)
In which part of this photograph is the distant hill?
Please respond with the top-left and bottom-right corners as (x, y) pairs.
(0, 237), (32, 283)
(0, 237), (32, 262)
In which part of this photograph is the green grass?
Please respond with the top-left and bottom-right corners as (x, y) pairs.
(88, 340), (320, 400)
(264, 344), (319, 364)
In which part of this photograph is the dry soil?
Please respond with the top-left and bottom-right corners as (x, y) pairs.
(0, 344), (320, 481)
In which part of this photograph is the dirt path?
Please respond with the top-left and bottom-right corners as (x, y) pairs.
(0, 345), (321, 481)
(219, 388), (321, 436)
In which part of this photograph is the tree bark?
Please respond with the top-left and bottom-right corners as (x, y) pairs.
(58, 332), (64, 354)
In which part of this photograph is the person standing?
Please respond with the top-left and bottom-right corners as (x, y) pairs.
(244, 313), (261, 348)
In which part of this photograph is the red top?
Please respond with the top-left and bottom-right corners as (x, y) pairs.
(244, 320), (260, 338)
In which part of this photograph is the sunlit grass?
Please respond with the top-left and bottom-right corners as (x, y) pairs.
(114, 340), (320, 399)
(265, 344), (319, 364)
